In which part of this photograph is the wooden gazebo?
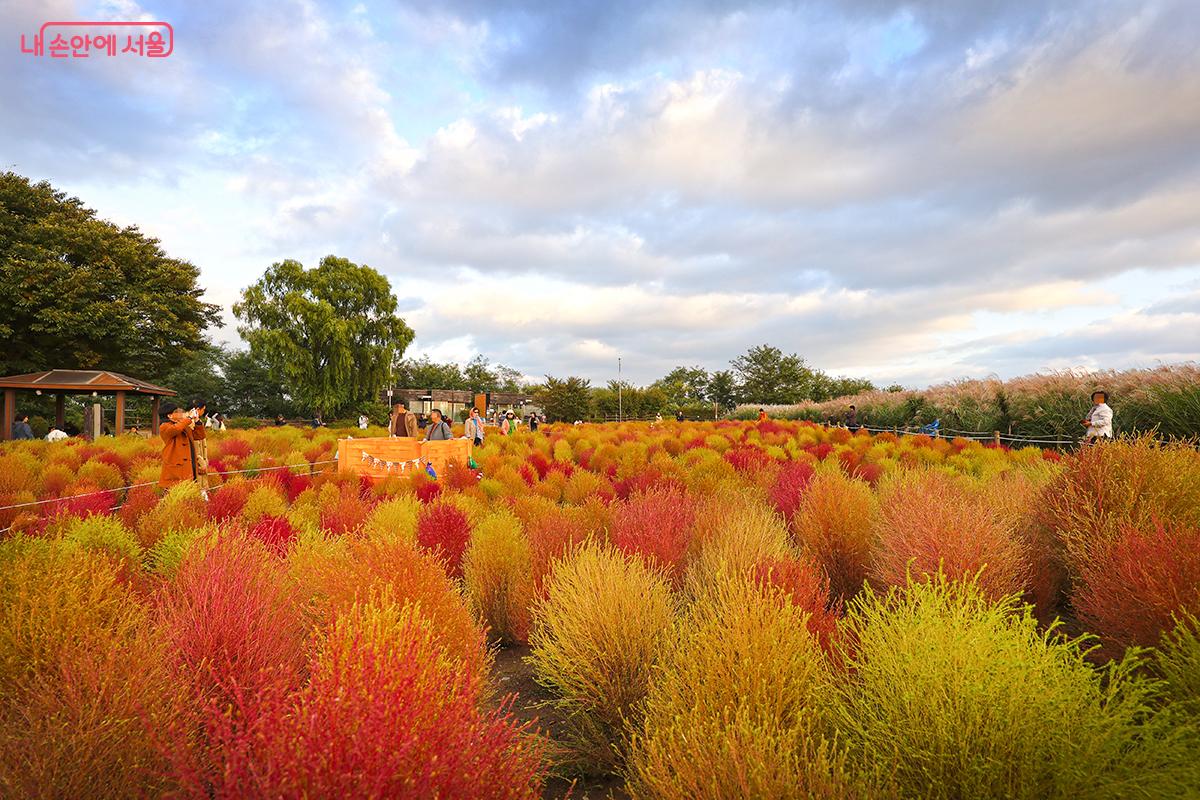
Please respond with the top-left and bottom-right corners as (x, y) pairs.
(0, 370), (176, 440)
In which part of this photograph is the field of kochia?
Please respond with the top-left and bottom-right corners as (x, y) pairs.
(1, 420), (1198, 799)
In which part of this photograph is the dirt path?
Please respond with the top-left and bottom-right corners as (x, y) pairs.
(492, 643), (631, 800)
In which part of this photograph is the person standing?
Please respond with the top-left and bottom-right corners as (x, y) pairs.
(390, 402), (418, 438)
(527, 411), (540, 432)
(358, 413), (369, 430)
(158, 402), (199, 489)
(500, 411), (518, 435)
(189, 399), (211, 499)
(464, 407), (486, 446)
(425, 409), (453, 441)
(844, 405), (859, 432)
(675, 409), (685, 422)
(12, 414), (34, 440)
(1082, 390), (1114, 443)
(757, 408), (768, 422)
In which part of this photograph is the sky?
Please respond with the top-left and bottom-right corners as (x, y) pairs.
(3, 0), (1199, 388)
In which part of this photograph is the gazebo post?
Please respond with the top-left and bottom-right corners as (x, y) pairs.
(55, 394), (65, 429)
(151, 395), (161, 435)
(115, 391), (126, 434)
(1, 388), (12, 440)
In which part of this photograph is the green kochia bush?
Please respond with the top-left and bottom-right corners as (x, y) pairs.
(1157, 612), (1200, 718)
(837, 575), (1199, 800)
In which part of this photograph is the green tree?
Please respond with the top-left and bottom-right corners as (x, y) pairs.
(592, 381), (668, 419)
(392, 356), (467, 389)
(223, 348), (296, 418)
(828, 375), (875, 399)
(651, 365), (710, 407)
(494, 364), (526, 393)
(729, 344), (818, 404)
(0, 171), (221, 377)
(707, 370), (738, 412)
(158, 342), (229, 409)
(464, 355), (499, 391)
(534, 376), (592, 423)
(234, 256), (413, 417)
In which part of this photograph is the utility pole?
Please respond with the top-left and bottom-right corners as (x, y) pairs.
(617, 357), (623, 423)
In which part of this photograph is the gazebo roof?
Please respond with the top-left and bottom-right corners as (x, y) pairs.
(0, 369), (176, 396)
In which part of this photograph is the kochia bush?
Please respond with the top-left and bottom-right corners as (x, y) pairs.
(610, 487), (695, 585)
(836, 575), (1198, 799)
(463, 510), (535, 644)
(0, 542), (182, 798)
(791, 469), (878, 602)
(174, 602), (544, 799)
(1073, 519), (1200, 657)
(529, 542), (675, 773)
(872, 470), (1029, 600)
(627, 574), (853, 799)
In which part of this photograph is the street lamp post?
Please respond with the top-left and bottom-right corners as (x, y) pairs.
(617, 357), (623, 423)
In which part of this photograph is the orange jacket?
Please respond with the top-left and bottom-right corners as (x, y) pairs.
(158, 417), (197, 487)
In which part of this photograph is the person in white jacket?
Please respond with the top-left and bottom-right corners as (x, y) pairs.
(1081, 390), (1113, 443)
(463, 407), (486, 446)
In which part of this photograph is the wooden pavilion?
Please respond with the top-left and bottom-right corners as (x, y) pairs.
(0, 370), (176, 440)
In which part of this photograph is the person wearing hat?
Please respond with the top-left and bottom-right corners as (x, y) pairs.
(158, 402), (199, 488)
(1081, 390), (1113, 444)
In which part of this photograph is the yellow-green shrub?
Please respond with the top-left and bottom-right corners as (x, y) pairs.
(528, 541), (676, 773)
(837, 575), (1198, 799)
(686, 497), (791, 592)
(463, 510), (534, 643)
(135, 481), (206, 550)
(240, 484), (288, 525)
(362, 496), (420, 545)
(60, 515), (143, 575)
(627, 573), (854, 799)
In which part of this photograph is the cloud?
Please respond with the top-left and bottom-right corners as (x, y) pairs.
(1, 0), (1198, 388)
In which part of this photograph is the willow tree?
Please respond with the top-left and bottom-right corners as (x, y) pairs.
(234, 256), (413, 417)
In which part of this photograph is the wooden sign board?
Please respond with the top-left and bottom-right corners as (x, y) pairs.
(337, 437), (473, 480)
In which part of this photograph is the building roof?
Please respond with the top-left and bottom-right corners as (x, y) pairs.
(0, 369), (176, 395)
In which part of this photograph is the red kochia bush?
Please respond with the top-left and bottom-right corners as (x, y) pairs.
(873, 471), (1030, 601)
(611, 488), (695, 584)
(753, 555), (840, 657)
(207, 481), (251, 523)
(118, 484), (160, 529)
(768, 461), (815, 529)
(248, 516), (300, 557)
(214, 438), (252, 460)
(319, 486), (372, 536)
(723, 445), (771, 473)
(175, 604), (544, 799)
(415, 480), (443, 504)
(416, 501), (472, 578)
(527, 451), (552, 480)
(1074, 519), (1200, 658)
(47, 486), (116, 521)
(157, 533), (307, 701)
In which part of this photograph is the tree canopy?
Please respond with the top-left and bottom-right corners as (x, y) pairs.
(534, 376), (592, 422)
(0, 171), (221, 378)
(391, 354), (525, 392)
(234, 256), (413, 416)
